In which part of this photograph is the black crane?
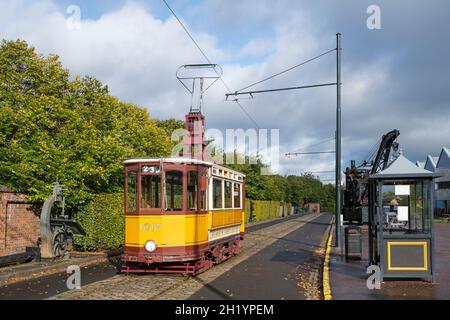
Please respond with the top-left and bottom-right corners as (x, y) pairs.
(343, 129), (400, 224)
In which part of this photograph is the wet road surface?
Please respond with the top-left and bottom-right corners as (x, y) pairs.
(189, 213), (333, 300)
(0, 263), (117, 300)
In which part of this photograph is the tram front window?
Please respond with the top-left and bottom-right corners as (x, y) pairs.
(127, 172), (137, 212)
(188, 171), (198, 211)
(141, 175), (161, 208)
(165, 171), (183, 211)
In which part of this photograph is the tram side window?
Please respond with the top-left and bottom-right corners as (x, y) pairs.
(224, 181), (232, 208)
(234, 183), (241, 209)
(188, 171), (198, 211)
(165, 171), (183, 211)
(127, 172), (137, 212)
(141, 175), (161, 208)
(213, 178), (222, 209)
(200, 191), (206, 210)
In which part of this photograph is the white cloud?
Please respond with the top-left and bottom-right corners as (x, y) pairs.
(1, 0), (447, 178)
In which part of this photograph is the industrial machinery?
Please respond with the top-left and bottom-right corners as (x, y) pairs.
(343, 129), (400, 224)
(40, 182), (85, 259)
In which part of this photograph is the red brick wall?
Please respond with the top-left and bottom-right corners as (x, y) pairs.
(306, 203), (321, 214)
(0, 188), (40, 257)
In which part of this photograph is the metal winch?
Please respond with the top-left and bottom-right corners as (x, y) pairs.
(39, 182), (85, 259)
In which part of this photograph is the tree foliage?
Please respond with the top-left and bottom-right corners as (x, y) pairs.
(0, 40), (172, 212)
(225, 153), (335, 212)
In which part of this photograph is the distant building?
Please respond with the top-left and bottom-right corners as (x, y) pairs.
(417, 147), (450, 216)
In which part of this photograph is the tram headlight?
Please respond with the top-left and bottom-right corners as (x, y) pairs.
(144, 240), (157, 252)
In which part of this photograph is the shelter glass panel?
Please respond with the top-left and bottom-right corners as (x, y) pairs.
(381, 180), (431, 233)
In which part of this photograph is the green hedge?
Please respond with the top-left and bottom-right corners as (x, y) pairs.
(73, 193), (124, 251)
(73, 194), (292, 251)
(245, 199), (283, 222)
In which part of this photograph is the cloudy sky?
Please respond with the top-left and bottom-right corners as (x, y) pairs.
(1, 0), (449, 180)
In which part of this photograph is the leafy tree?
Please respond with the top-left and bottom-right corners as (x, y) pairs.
(154, 118), (184, 139)
(0, 40), (171, 212)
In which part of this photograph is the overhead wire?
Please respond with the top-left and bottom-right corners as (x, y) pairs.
(162, 0), (261, 129)
(289, 137), (335, 154)
(236, 48), (337, 93)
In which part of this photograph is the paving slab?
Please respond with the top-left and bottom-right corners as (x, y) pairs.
(328, 223), (450, 300)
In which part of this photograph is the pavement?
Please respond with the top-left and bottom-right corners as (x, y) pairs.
(328, 222), (450, 300)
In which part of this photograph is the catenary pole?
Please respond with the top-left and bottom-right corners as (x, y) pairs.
(336, 33), (343, 253)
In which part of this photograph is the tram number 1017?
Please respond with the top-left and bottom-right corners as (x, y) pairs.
(140, 223), (161, 232)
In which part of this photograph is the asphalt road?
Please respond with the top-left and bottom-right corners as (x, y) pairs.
(0, 262), (118, 300)
(189, 212), (333, 300)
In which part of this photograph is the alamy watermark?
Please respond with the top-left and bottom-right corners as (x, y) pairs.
(171, 126), (280, 175)
(66, 265), (81, 290)
(366, 265), (381, 290)
(66, 5), (81, 30)
(367, 5), (381, 30)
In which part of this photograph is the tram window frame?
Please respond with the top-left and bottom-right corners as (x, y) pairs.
(224, 180), (232, 209)
(213, 178), (223, 209)
(198, 167), (208, 212)
(140, 174), (161, 209)
(187, 171), (198, 211)
(165, 170), (184, 212)
(126, 171), (138, 213)
(233, 183), (241, 209)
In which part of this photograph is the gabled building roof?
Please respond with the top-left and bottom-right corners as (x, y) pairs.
(436, 147), (450, 169)
(370, 154), (439, 179)
(424, 155), (439, 172)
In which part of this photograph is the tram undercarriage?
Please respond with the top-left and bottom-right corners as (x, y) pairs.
(121, 236), (243, 275)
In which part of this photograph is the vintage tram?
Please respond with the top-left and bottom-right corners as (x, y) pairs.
(121, 157), (246, 274)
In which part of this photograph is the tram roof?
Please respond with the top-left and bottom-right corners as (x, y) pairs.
(124, 157), (213, 166)
(123, 157), (245, 177)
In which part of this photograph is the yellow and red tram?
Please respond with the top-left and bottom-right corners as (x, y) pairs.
(121, 158), (246, 274)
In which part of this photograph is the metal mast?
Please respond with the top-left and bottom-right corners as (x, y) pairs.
(336, 33), (342, 252)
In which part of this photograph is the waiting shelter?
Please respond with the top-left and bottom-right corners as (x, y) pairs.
(367, 153), (440, 281)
